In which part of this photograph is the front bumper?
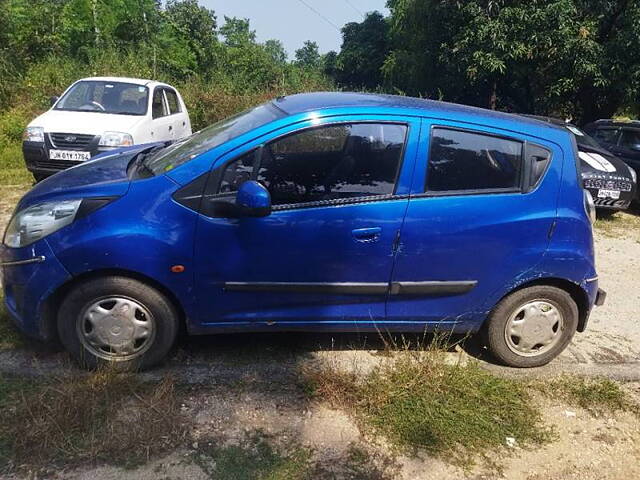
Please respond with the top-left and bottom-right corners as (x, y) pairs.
(583, 177), (636, 210)
(1, 240), (72, 341)
(23, 137), (114, 179)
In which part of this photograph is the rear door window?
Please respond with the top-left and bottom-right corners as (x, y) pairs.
(165, 89), (181, 115)
(427, 128), (523, 192)
(152, 88), (167, 119)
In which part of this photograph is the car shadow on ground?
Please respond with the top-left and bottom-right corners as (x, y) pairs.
(169, 329), (495, 366)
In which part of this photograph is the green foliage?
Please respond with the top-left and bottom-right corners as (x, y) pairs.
(326, 1), (640, 123)
(334, 12), (389, 89)
(535, 375), (639, 415)
(193, 431), (312, 480)
(295, 40), (322, 69)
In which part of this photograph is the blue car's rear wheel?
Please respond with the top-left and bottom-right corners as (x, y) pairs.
(58, 276), (179, 370)
(484, 285), (578, 368)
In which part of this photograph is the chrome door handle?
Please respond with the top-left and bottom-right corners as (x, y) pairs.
(352, 227), (382, 243)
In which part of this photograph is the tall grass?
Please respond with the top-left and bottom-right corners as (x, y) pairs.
(302, 343), (553, 467)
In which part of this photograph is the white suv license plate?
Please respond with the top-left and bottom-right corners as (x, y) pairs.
(49, 150), (91, 161)
(597, 189), (620, 199)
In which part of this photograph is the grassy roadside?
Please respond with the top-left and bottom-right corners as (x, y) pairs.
(302, 350), (554, 468)
(534, 375), (639, 416)
(302, 348), (640, 469)
(0, 369), (187, 474)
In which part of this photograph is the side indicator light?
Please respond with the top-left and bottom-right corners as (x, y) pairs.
(171, 265), (185, 273)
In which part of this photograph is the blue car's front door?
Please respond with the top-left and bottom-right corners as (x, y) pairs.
(388, 120), (561, 331)
(192, 115), (421, 329)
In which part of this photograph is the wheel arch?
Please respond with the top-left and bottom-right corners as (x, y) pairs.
(488, 277), (591, 333)
(40, 268), (188, 343)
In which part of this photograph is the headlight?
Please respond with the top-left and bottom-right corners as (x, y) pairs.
(99, 131), (133, 147)
(23, 126), (44, 143)
(3, 200), (82, 248)
(628, 164), (637, 183)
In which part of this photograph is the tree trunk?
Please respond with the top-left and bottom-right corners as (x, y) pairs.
(92, 0), (100, 48)
(489, 81), (497, 110)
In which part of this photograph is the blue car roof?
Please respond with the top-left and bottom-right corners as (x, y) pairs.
(274, 92), (563, 132)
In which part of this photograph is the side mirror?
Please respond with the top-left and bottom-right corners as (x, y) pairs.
(630, 144), (640, 152)
(50, 96), (59, 106)
(235, 180), (271, 217)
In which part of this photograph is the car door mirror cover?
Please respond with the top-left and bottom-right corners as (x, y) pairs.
(235, 180), (271, 217)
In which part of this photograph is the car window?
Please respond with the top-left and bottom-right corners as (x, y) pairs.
(219, 151), (255, 194)
(592, 128), (619, 145)
(527, 144), (552, 189)
(620, 129), (640, 149)
(427, 128), (523, 192)
(217, 123), (407, 206)
(152, 88), (166, 119)
(165, 89), (181, 114)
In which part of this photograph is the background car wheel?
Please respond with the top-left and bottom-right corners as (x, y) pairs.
(58, 276), (179, 370)
(33, 173), (48, 183)
(484, 285), (578, 368)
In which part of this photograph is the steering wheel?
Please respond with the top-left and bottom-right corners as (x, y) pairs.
(90, 100), (106, 111)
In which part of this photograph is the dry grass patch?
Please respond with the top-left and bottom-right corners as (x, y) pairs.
(302, 350), (553, 467)
(0, 369), (188, 474)
(595, 209), (640, 241)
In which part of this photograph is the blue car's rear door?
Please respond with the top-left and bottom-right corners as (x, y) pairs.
(192, 115), (421, 329)
(387, 119), (561, 331)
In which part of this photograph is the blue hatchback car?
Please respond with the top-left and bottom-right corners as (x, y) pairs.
(1, 93), (605, 369)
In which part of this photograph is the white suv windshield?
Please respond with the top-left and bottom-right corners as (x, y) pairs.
(55, 81), (149, 116)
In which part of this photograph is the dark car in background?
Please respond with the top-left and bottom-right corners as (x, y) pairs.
(584, 120), (640, 196)
(526, 116), (636, 211)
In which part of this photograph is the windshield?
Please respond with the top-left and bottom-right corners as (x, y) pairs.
(55, 80), (149, 115)
(142, 102), (285, 175)
(565, 124), (607, 151)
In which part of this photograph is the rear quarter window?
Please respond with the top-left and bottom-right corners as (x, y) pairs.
(427, 128), (523, 192)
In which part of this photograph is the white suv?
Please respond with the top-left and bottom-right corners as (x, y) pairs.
(23, 76), (192, 181)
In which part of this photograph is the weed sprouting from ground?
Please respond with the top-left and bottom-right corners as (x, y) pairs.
(302, 344), (553, 467)
(534, 375), (638, 415)
(193, 430), (312, 480)
(0, 369), (187, 473)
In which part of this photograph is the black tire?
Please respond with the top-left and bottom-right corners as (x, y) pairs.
(483, 285), (578, 368)
(33, 173), (48, 183)
(57, 276), (179, 370)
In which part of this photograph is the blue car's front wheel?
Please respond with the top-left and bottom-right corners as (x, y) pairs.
(57, 276), (179, 370)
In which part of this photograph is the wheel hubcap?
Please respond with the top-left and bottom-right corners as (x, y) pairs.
(77, 297), (155, 361)
(504, 300), (563, 357)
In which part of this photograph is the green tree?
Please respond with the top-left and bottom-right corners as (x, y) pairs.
(295, 40), (321, 69)
(264, 39), (287, 64)
(220, 16), (256, 47)
(382, 0), (640, 122)
(164, 0), (217, 70)
(335, 11), (389, 89)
